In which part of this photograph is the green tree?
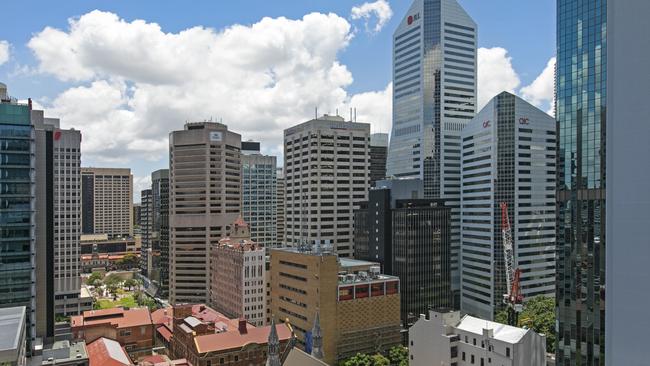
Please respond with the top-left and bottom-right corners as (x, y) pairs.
(388, 346), (408, 366)
(117, 253), (139, 269)
(86, 272), (103, 287)
(340, 353), (390, 366)
(124, 278), (138, 290)
(494, 296), (555, 353)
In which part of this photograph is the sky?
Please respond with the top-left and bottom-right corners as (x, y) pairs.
(0, 0), (556, 200)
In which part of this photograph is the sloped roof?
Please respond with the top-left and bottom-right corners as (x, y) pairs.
(283, 348), (328, 366)
(86, 337), (132, 366)
(71, 307), (152, 329)
(194, 324), (292, 354)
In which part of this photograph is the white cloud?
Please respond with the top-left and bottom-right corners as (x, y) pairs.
(477, 47), (521, 109)
(520, 57), (556, 115)
(351, 0), (393, 33)
(0, 40), (10, 65)
(133, 175), (152, 202)
(345, 82), (392, 133)
(28, 10), (390, 164)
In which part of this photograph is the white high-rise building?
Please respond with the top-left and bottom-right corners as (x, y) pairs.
(460, 92), (556, 320)
(284, 114), (370, 258)
(387, 0), (477, 305)
(241, 141), (277, 248)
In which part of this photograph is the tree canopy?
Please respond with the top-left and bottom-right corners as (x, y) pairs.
(495, 295), (555, 353)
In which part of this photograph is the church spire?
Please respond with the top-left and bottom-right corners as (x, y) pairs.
(311, 311), (323, 360)
(266, 317), (281, 366)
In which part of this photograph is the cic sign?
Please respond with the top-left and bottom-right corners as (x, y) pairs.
(407, 13), (421, 25)
(483, 120), (491, 128)
(519, 117), (530, 125)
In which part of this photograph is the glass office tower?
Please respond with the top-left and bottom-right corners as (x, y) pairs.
(556, 0), (607, 364)
(387, 0), (476, 306)
(0, 85), (36, 345)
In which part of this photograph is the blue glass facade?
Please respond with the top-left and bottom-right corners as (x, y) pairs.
(556, 0), (606, 364)
(0, 100), (35, 341)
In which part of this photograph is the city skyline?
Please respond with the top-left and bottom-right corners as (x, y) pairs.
(0, 1), (556, 199)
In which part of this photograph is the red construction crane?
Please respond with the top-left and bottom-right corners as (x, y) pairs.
(500, 202), (523, 326)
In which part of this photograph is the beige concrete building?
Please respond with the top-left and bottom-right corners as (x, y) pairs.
(209, 217), (266, 326)
(169, 122), (241, 305)
(81, 167), (133, 238)
(269, 247), (401, 365)
(283, 115), (371, 257)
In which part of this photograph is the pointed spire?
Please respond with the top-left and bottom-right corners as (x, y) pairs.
(311, 311), (323, 360)
(266, 317), (281, 366)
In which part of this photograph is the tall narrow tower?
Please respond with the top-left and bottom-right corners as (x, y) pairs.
(387, 0), (477, 306)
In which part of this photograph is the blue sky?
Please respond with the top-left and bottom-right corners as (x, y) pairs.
(0, 0), (556, 199)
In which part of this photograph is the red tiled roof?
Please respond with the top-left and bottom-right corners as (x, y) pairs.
(194, 324), (292, 354)
(87, 337), (133, 366)
(157, 325), (173, 342)
(151, 307), (173, 326)
(190, 305), (254, 332)
(72, 307), (152, 329)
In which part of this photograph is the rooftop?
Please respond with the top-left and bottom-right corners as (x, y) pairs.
(39, 340), (89, 365)
(86, 338), (132, 366)
(339, 257), (377, 268)
(0, 306), (26, 353)
(456, 315), (529, 344)
(194, 323), (292, 354)
(71, 307), (152, 330)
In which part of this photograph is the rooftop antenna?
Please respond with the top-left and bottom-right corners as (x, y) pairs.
(354, 108), (357, 122)
(350, 108), (353, 122)
(315, 107), (318, 119)
(336, 108), (338, 117)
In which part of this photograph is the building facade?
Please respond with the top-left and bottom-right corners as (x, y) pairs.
(169, 122), (241, 305)
(460, 92), (556, 320)
(369, 133), (388, 187)
(139, 189), (153, 277)
(209, 217), (266, 326)
(387, 0), (477, 306)
(241, 142), (277, 248)
(150, 169), (170, 297)
(275, 167), (285, 248)
(605, 1), (650, 364)
(284, 114), (370, 257)
(0, 85), (36, 346)
(81, 167), (133, 238)
(354, 179), (452, 327)
(269, 248), (401, 365)
(555, 1), (607, 364)
(33, 111), (87, 341)
(409, 310), (547, 366)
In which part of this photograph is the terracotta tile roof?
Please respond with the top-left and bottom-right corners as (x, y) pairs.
(189, 305), (254, 332)
(139, 355), (167, 364)
(157, 325), (173, 342)
(72, 307), (152, 329)
(86, 337), (133, 366)
(151, 307), (173, 326)
(194, 324), (292, 354)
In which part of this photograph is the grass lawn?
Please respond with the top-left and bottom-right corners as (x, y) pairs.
(95, 295), (137, 309)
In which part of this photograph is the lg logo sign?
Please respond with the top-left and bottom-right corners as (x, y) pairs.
(407, 13), (420, 25)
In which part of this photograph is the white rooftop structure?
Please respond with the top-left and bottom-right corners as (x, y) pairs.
(0, 306), (27, 365)
(409, 310), (546, 366)
(455, 315), (528, 344)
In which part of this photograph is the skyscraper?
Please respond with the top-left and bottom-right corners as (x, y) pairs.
(460, 92), (556, 320)
(151, 169), (170, 297)
(169, 122), (241, 305)
(369, 133), (388, 187)
(139, 188), (153, 277)
(354, 179), (452, 327)
(605, 1), (650, 364)
(33, 110), (89, 340)
(81, 167), (133, 237)
(241, 141), (277, 248)
(275, 167), (285, 248)
(284, 114), (370, 258)
(556, 0), (607, 364)
(0, 83), (36, 346)
(387, 0), (477, 305)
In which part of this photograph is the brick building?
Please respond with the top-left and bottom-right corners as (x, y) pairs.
(169, 304), (292, 366)
(71, 307), (154, 357)
(268, 247), (402, 365)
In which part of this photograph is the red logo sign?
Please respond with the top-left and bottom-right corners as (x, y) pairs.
(54, 131), (61, 141)
(483, 120), (491, 128)
(407, 15), (413, 25)
(518, 117), (530, 125)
